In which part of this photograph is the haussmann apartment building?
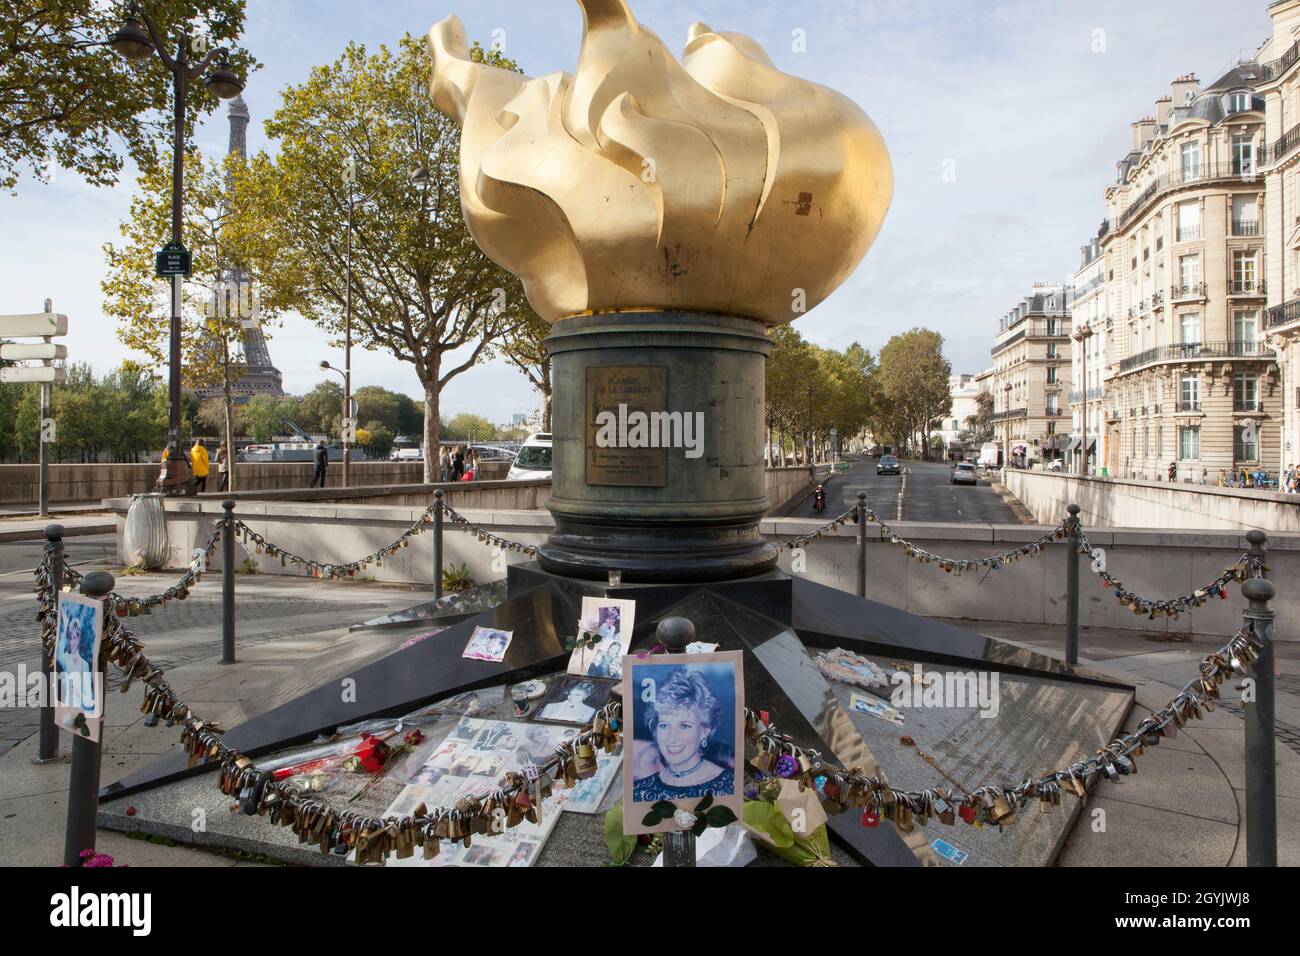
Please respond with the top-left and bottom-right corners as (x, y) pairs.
(1072, 66), (1281, 482)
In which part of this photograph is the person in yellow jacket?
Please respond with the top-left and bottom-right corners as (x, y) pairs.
(190, 438), (210, 493)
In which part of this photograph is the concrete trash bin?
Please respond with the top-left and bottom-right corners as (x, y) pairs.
(124, 492), (168, 569)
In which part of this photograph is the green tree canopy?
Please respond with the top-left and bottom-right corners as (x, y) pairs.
(229, 35), (529, 480)
(0, 0), (255, 191)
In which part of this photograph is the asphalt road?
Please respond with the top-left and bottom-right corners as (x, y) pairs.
(791, 457), (1019, 523)
(0, 532), (117, 577)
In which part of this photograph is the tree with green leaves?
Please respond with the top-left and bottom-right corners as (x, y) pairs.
(874, 328), (952, 460)
(0, 0), (255, 192)
(230, 36), (529, 481)
(103, 145), (276, 489)
(444, 413), (496, 442)
(501, 310), (553, 432)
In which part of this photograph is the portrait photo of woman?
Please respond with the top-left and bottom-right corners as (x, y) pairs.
(535, 677), (613, 725)
(623, 652), (744, 832)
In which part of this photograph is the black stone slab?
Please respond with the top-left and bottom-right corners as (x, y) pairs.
(100, 585), (580, 802)
(637, 590), (928, 866)
(356, 580), (510, 630)
(508, 560), (793, 625)
(791, 576), (1131, 691)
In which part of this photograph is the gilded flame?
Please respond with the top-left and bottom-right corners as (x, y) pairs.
(429, 0), (893, 326)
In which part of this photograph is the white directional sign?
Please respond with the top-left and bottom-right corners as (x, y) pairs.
(0, 366), (66, 384)
(0, 313), (69, 337)
(0, 342), (67, 361)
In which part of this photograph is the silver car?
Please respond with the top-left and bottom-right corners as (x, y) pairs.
(951, 462), (977, 485)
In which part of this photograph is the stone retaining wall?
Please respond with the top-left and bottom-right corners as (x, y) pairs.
(1005, 469), (1300, 533)
(108, 499), (1296, 640)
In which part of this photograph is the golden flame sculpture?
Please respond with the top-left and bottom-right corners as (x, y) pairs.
(428, 0), (892, 326)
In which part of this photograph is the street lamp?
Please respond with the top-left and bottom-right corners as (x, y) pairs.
(1003, 382), (1013, 468)
(340, 163), (430, 487)
(110, 5), (245, 495)
(1072, 322), (1095, 475)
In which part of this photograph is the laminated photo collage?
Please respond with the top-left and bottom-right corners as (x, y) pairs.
(383, 597), (637, 866)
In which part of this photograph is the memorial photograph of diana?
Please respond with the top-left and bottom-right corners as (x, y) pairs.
(623, 651), (744, 833)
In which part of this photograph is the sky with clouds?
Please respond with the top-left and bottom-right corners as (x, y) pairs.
(0, 0), (1276, 424)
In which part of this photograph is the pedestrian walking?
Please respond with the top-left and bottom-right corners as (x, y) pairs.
(1167, 460), (1176, 483)
(216, 442), (230, 492)
(1199, 466), (1207, 486)
(190, 438), (210, 493)
(451, 445), (465, 481)
(439, 446), (450, 483)
(466, 447), (479, 481)
(312, 439), (328, 488)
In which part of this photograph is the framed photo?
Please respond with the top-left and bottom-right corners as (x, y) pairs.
(462, 625), (513, 662)
(55, 591), (104, 741)
(621, 651), (744, 835)
(532, 676), (616, 726)
(568, 597), (636, 680)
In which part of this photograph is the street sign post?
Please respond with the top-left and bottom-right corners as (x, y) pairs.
(155, 242), (192, 278)
(0, 313), (68, 337)
(1, 302), (69, 516)
(0, 343), (68, 361)
(0, 366), (66, 384)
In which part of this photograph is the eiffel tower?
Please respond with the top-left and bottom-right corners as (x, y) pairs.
(196, 96), (285, 403)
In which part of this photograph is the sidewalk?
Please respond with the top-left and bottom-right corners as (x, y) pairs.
(946, 619), (1300, 866)
(0, 558), (1293, 865)
(0, 506), (113, 542)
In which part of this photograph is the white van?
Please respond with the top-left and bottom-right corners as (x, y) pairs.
(977, 442), (1001, 468)
(507, 433), (552, 481)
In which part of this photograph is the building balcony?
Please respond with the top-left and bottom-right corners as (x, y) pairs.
(991, 407), (1028, 422)
(1115, 163), (1261, 234)
(1175, 400), (1202, 413)
(1233, 400), (1264, 413)
(1115, 340), (1275, 375)
(1228, 280), (1266, 298)
(1175, 224), (1202, 242)
(1262, 39), (1300, 84)
(1266, 298), (1300, 329)
(1264, 120), (1300, 167)
(1171, 282), (1207, 302)
(1231, 219), (1261, 237)
(1151, 290), (1164, 310)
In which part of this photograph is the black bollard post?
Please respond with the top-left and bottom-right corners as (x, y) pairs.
(1242, 558), (1276, 867)
(856, 492), (867, 598)
(433, 489), (444, 600)
(654, 616), (695, 654)
(34, 524), (64, 764)
(62, 569), (114, 866)
(221, 501), (236, 665)
(1066, 504), (1080, 666)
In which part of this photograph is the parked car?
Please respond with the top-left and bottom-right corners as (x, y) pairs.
(876, 454), (901, 476)
(951, 461), (977, 485)
(507, 433), (552, 481)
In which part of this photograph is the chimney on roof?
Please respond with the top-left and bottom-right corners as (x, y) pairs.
(1171, 73), (1200, 108)
(1155, 95), (1173, 128)
(1132, 116), (1157, 150)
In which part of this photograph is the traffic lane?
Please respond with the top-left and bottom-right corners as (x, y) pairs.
(0, 532), (116, 577)
(789, 458), (905, 518)
(900, 460), (1019, 523)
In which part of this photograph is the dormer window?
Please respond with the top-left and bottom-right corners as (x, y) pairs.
(1228, 91), (1251, 113)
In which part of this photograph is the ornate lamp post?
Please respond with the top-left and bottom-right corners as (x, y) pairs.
(339, 164), (429, 486)
(109, 6), (244, 494)
(1072, 322), (1095, 474)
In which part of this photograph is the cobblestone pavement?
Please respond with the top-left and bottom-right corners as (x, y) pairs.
(0, 534), (419, 757)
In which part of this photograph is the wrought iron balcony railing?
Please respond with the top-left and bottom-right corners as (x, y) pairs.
(1116, 340), (1274, 374)
(1266, 298), (1300, 328)
(1171, 282), (1207, 300)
